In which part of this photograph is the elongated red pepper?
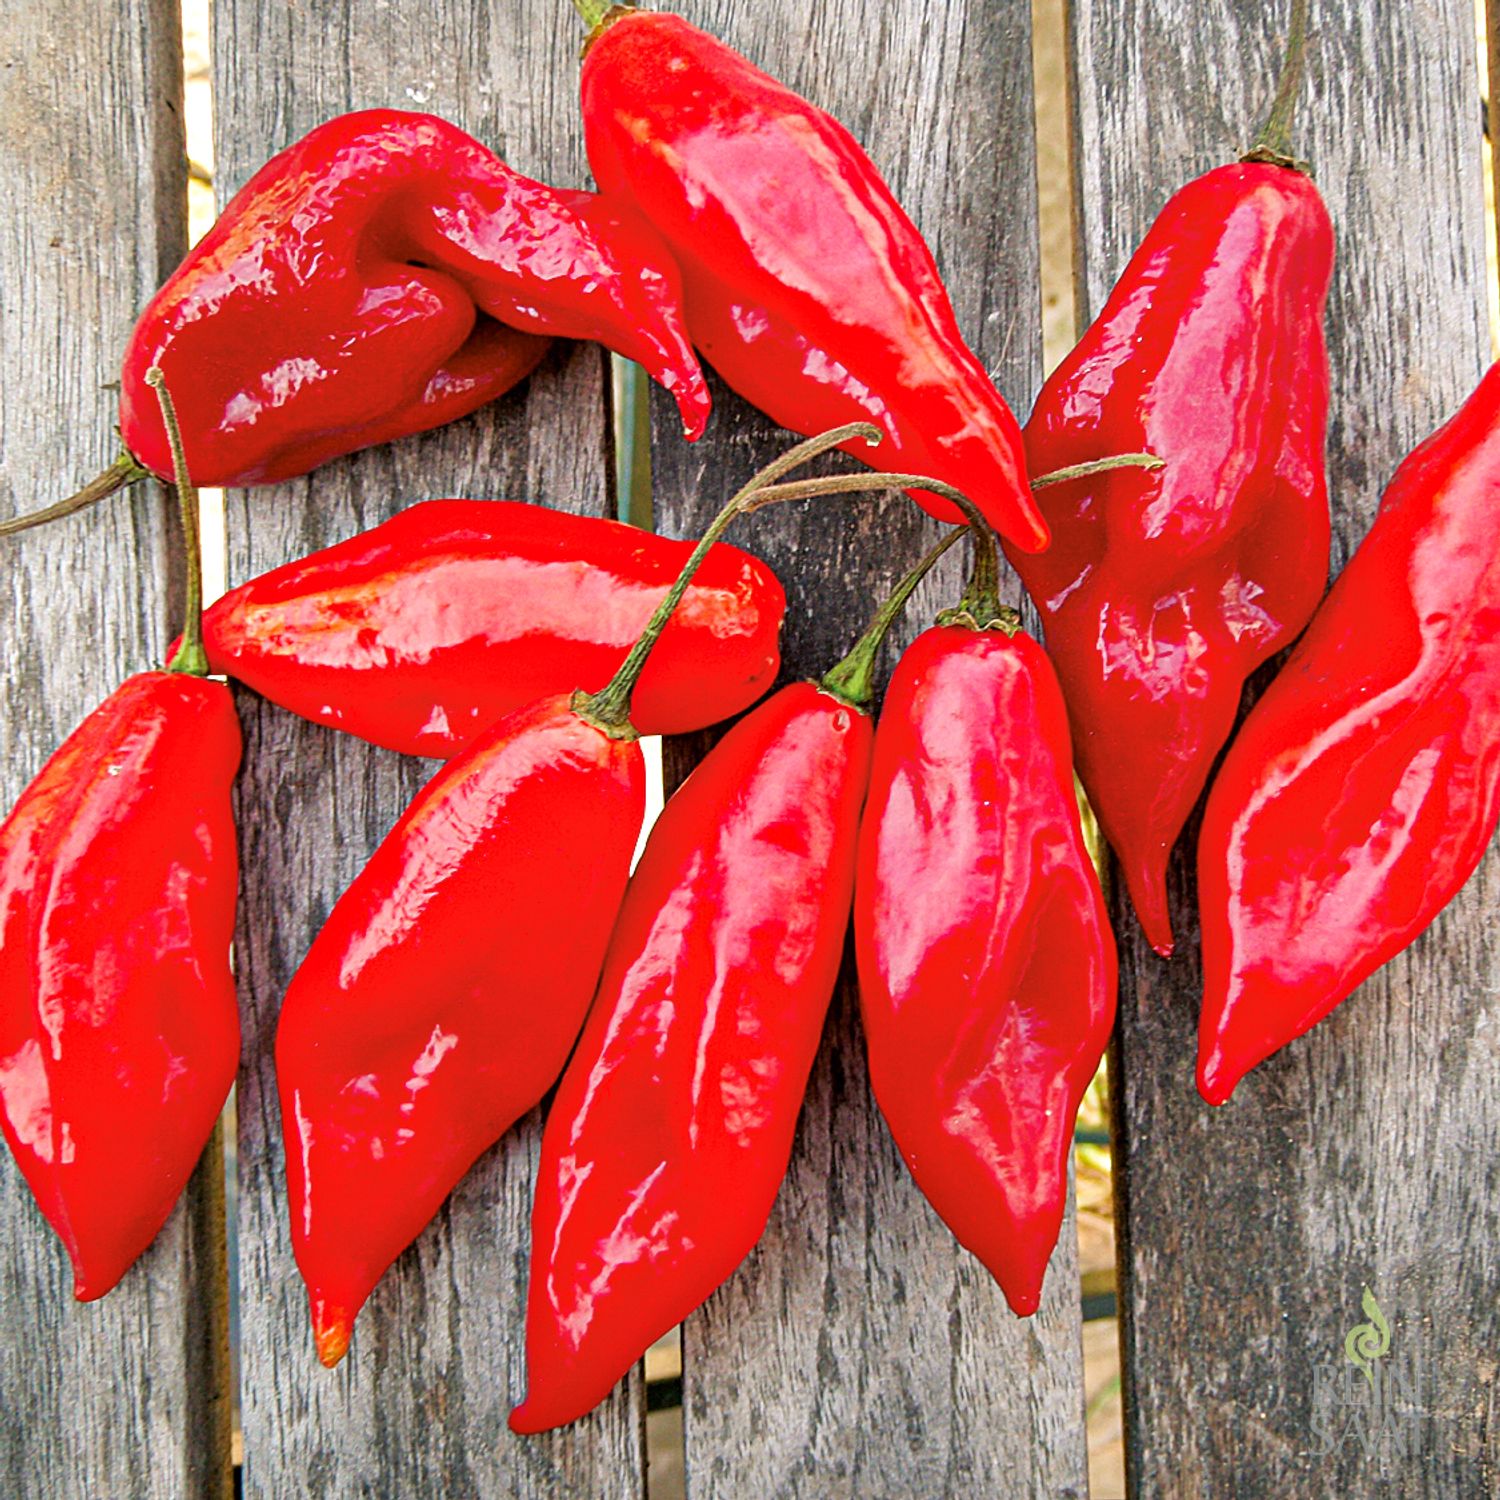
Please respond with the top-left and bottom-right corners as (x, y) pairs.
(1, 108), (710, 535)
(511, 524), (958, 1433)
(0, 375), (240, 1299)
(279, 687), (645, 1365)
(1010, 4), (1331, 954)
(1196, 363), (1500, 1105)
(854, 523), (1115, 1317)
(276, 427), (949, 1364)
(197, 499), (784, 755)
(573, 3), (1048, 552)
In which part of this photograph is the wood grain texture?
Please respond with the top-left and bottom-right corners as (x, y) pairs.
(211, 3), (644, 1493)
(0, 2), (232, 1497)
(1067, 0), (1498, 1493)
(644, 3), (1090, 1495)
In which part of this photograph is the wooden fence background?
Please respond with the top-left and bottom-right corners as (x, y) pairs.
(1, 0), (1496, 1495)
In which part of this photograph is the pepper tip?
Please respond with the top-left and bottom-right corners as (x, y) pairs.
(1014, 512), (1052, 555)
(1195, 1054), (1237, 1107)
(508, 1399), (546, 1435)
(1001, 1283), (1043, 1318)
(313, 1305), (353, 1368)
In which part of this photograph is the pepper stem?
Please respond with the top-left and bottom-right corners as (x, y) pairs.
(821, 530), (964, 709)
(1030, 452), (1163, 490)
(937, 523), (1022, 635)
(1245, 0), (1310, 167)
(569, 0), (611, 30)
(0, 453), (150, 538)
(145, 368), (208, 677)
(575, 422), (884, 736)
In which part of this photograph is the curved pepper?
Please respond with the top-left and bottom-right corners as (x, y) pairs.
(119, 109), (709, 486)
(197, 499), (785, 755)
(855, 609), (1116, 1316)
(0, 672), (241, 1298)
(575, 8), (1047, 551)
(1196, 362), (1500, 1105)
(511, 528), (955, 1433)
(1011, 34), (1332, 954)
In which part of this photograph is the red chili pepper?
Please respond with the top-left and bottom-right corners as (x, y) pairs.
(123, 108), (710, 485)
(279, 685), (646, 1366)
(1010, 3), (1331, 954)
(195, 499), (785, 756)
(1196, 363), (1500, 1105)
(1, 108), (711, 537)
(0, 374), (240, 1299)
(572, 3), (1048, 553)
(276, 427), (948, 1364)
(854, 523), (1116, 1317)
(511, 522), (960, 1433)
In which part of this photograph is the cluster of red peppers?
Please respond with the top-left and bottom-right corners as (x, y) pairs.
(1, 0), (1496, 1438)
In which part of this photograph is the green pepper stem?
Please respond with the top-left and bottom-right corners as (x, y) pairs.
(1245, 0), (1310, 166)
(821, 530), (964, 709)
(570, 0), (612, 30)
(145, 369), (208, 678)
(742, 470), (980, 516)
(937, 523), (1021, 634)
(575, 423), (898, 737)
(0, 453), (150, 538)
(1029, 453), (1163, 489)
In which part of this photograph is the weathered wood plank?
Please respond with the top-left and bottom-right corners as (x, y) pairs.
(0, 2), (232, 1496)
(1067, 0), (1497, 1492)
(213, 4), (644, 1494)
(642, 3), (1090, 1494)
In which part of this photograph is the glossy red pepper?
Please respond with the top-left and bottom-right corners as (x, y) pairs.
(197, 499), (784, 756)
(854, 530), (1116, 1316)
(1196, 362), (1500, 1105)
(512, 528), (955, 1433)
(0, 374), (240, 1299)
(574, 4), (1048, 553)
(278, 688), (646, 1365)
(1010, 13), (1331, 954)
(0, 674), (240, 1298)
(275, 426), (937, 1364)
(117, 109), (708, 488)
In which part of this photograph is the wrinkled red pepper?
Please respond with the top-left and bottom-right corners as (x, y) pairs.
(196, 499), (784, 756)
(275, 426), (940, 1364)
(1010, 7), (1331, 954)
(1196, 362), (1500, 1105)
(512, 524), (958, 1433)
(0, 374), (240, 1299)
(573, 4), (1048, 553)
(0, 107), (711, 534)
(120, 109), (708, 486)
(854, 525), (1116, 1317)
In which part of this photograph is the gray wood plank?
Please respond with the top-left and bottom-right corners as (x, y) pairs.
(212, 3), (644, 1494)
(0, 2), (232, 1496)
(1067, 0), (1498, 1492)
(641, 3), (1090, 1495)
